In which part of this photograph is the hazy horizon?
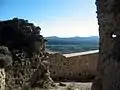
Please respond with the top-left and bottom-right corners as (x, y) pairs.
(0, 0), (99, 37)
(44, 35), (99, 38)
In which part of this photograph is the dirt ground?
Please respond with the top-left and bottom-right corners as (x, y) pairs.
(32, 82), (92, 90)
(50, 82), (92, 90)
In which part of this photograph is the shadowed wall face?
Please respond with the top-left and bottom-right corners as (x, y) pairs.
(92, 0), (120, 90)
(0, 18), (53, 90)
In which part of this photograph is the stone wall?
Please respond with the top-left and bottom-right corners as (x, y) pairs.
(0, 69), (5, 90)
(48, 50), (98, 81)
(92, 0), (120, 90)
(0, 18), (53, 90)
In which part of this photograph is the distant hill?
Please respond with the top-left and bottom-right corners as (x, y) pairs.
(45, 36), (99, 45)
(45, 36), (99, 54)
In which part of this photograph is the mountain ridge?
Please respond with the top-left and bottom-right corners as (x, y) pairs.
(45, 36), (99, 54)
(45, 36), (99, 39)
(45, 36), (99, 45)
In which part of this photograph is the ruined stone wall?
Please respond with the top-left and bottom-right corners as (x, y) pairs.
(0, 69), (5, 90)
(0, 18), (53, 90)
(48, 51), (98, 81)
(92, 0), (120, 90)
(0, 46), (12, 90)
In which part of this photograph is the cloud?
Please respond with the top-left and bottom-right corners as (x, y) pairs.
(36, 17), (99, 37)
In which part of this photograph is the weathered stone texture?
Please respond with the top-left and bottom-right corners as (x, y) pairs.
(92, 0), (120, 90)
(48, 52), (98, 82)
(0, 69), (5, 90)
(0, 18), (53, 90)
(0, 46), (12, 90)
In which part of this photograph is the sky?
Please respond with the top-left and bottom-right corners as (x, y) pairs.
(0, 0), (99, 37)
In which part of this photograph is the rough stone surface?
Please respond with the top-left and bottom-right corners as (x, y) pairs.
(92, 0), (120, 90)
(0, 69), (5, 90)
(48, 52), (98, 82)
(0, 46), (12, 90)
(0, 18), (53, 90)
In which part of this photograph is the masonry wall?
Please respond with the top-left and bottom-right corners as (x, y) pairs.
(48, 51), (98, 81)
(0, 69), (5, 90)
(0, 19), (53, 90)
(91, 0), (120, 90)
